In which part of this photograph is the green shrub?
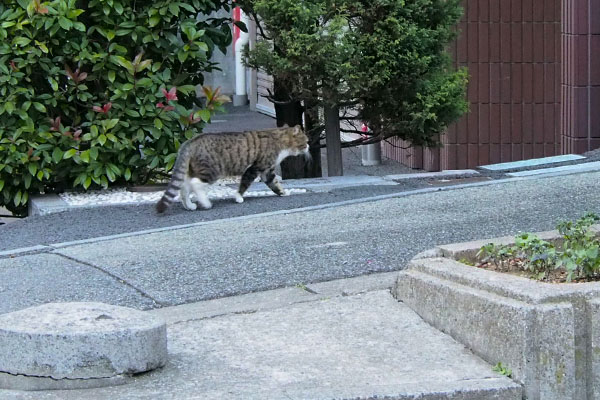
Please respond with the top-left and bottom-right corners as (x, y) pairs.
(477, 213), (600, 281)
(0, 0), (234, 215)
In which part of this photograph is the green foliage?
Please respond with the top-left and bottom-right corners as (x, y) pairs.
(477, 213), (600, 281)
(0, 0), (232, 215)
(239, 0), (467, 147)
(556, 212), (600, 281)
(492, 362), (512, 378)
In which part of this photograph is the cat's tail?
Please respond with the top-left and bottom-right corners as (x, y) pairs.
(156, 140), (193, 214)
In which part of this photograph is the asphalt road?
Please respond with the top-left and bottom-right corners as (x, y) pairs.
(0, 182), (427, 252)
(0, 171), (599, 314)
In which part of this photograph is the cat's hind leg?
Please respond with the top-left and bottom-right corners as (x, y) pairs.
(261, 169), (286, 196)
(236, 165), (260, 203)
(190, 178), (212, 209)
(180, 178), (197, 210)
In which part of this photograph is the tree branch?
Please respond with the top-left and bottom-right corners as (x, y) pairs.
(251, 11), (272, 41)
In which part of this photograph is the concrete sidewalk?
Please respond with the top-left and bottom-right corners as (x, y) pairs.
(0, 274), (521, 400)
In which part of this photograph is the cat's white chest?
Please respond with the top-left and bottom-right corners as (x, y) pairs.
(275, 150), (292, 165)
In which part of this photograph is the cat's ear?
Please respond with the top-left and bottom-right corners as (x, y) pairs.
(293, 125), (302, 134)
(282, 124), (289, 128)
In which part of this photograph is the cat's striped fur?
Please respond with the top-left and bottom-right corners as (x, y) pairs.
(156, 125), (309, 213)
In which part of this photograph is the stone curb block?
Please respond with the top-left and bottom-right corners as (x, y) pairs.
(0, 302), (167, 391)
(394, 225), (600, 400)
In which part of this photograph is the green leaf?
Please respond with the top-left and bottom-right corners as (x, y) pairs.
(84, 176), (92, 189)
(154, 118), (163, 129)
(197, 42), (209, 52)
(106, 119), (119, 130)
(58, 17), (73, 30)
(108, 70), (115, 83)
(124, 168), (131, 181)
(23, 174), (32, 189)
(33, 102), (46, 113)
(73, 22), (86, 31)
(14, 191), (22, 207)
(198, 109), (211, 122)
(80, 150), (90, 163)
(106, 167), (116, 182)
(177, 51), (188, 63)
(0, 180), (3, 192)
(12, 37), (30, 46)
(148, 156), (159, 169)
(114, 3), (124, 14)
(89, 147), (99, 160)
(63, 149), (77, 159)
(51, 148), (63, 163)
(169, 3), (179, 15)
(234, 21), (248, 33)
(149, 16), (160, 27)
(125, 109), (140, 117)
(98, 134), (107, 146)
(36, 171), (44, 181)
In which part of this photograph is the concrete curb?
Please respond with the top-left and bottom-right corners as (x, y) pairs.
(478, 154), (586, 171)
(7, 168), (600, 260)
(27, 171), (481, 217)
(394, 226), (600, 400)
(148, 271), (400, 325)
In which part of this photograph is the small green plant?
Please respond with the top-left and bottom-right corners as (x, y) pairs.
(477, 213), (600, 282)
(477, 243), (515, 268)
(492, 362), (512, 378)
(556, 212), (600, 281)
(513, 233), (557, 280)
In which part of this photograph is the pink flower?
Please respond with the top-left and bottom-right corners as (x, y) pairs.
(156, 102), (175, 111)
(93, 103), (112, 114)
(161, 87), (178, 101)
(188, 112), (201, 124)
(49, 116), (61, 131)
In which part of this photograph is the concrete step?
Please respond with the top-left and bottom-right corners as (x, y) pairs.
(0, 287), (522, 399)
(478, 154), (585, 172)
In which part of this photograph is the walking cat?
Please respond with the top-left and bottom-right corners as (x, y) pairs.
(156, 125), (309, 213)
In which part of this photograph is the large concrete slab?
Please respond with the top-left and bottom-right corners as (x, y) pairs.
(0, 291), (521, 399)
(0, 253), (158, 314)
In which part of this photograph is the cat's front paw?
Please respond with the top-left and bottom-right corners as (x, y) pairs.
(234, 193), (244, 203)
(182, 202), (197, 211)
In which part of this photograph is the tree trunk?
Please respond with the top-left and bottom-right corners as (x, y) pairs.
(303, 101), (322, 178)
(324, 105), (343, 176)
(273, 79), (306, 179)
(272, 78), (322, 179)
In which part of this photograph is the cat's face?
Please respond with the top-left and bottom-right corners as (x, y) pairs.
(284, 125), (310, 155)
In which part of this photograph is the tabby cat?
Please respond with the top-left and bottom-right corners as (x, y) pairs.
(156, 125), (309, 213)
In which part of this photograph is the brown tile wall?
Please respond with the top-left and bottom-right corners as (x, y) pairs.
(383, 0), (563, 170)
(561, 0), (600, 154)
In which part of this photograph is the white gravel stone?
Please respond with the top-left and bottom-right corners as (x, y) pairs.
(0, 302), (167, 390)
(59, 180), (307, 207)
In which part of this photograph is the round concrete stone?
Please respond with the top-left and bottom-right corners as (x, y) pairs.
(0, 302), (167, 390)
